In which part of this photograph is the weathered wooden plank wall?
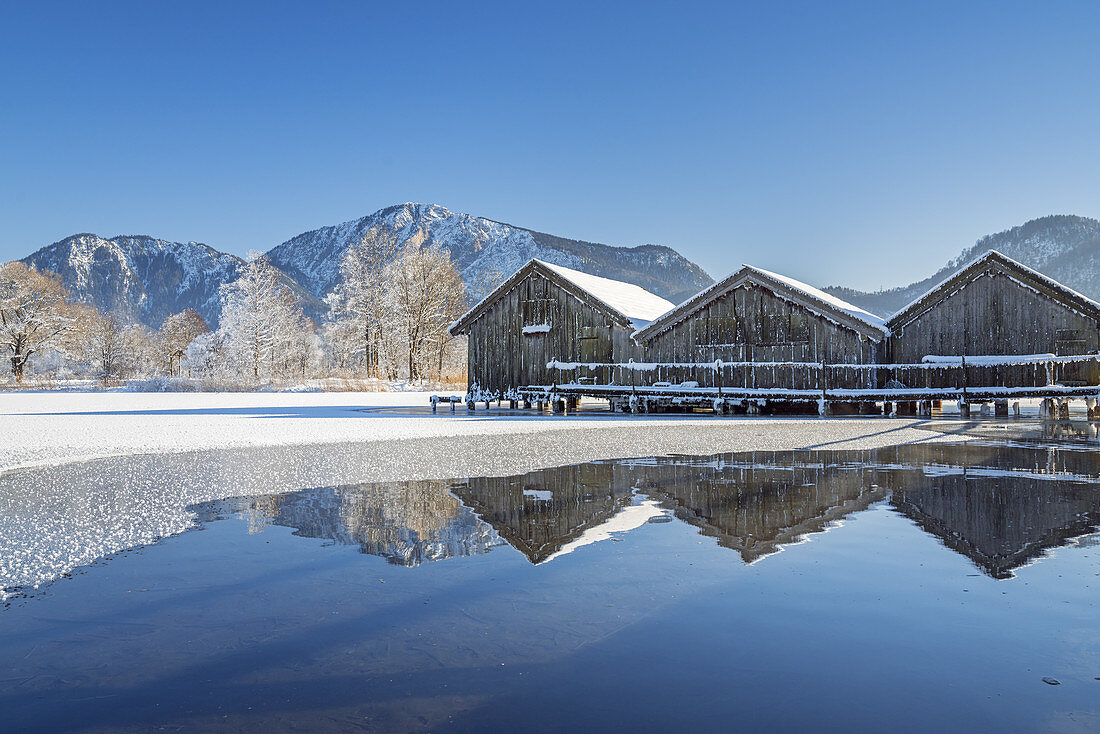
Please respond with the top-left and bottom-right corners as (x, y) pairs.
(639, 283), (881, 389)
(889, 272), (1100, 361)
(888, 272), (1100, 388)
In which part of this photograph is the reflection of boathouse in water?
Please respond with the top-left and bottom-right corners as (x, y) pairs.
(451, 464), (639, 563)
(452, 442), (1100, 576)
(626, 453), (888, 563)
(196, 442), (1100, 578)
(883, 442), (1100, 578)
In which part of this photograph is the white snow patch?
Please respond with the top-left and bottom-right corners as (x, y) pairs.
(522, 323), (552, 334)
(921, 354), (1057, 365)
(536, 260), (674, 324)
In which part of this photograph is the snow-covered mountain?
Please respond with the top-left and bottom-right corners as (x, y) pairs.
(266, 203), (713, 303)
(824, 215), (1100, 316)
(20, 234), (320, 328)
(15, 205), (712, 329)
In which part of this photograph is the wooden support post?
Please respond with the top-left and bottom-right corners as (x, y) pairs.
(820, 361), (827, 416)
(959, 401), (971, 417)
(960, 355), (968, 407)
(994, 399), (1008, 417)
(1058, 399), (1070, 420)
(883, 401), (893, 416)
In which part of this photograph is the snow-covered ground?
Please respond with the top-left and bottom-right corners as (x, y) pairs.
(0, 390), (958, 475)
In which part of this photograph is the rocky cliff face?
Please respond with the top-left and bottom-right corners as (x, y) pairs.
(20, 233), (322, 328)
(21, 234), (245, 328)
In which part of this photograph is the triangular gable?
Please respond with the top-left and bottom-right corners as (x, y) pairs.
(449, 259), (673, 335)
(887, 250), (1100, 332)
(633, 264), (888, 343)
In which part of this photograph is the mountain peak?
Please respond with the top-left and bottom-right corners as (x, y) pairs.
(266, 203), (712, 303)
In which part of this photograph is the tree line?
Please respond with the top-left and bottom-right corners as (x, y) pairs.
(1, 229), (472, 387)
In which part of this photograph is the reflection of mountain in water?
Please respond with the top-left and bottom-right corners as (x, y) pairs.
(195, 481), (503, 566)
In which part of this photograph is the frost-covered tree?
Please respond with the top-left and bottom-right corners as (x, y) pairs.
(159, 309), (210, 376)
(123, 322), (159, 378)
(0, 261), (76, 382)
(218, 256), (313, 383)
(183, 330), (224, 379)
(84, 309), (127, 385)
(383, 240), (468, 381)
(324, 227), (401, 377)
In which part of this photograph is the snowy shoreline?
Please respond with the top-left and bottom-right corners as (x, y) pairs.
(0, 390), (961, 477)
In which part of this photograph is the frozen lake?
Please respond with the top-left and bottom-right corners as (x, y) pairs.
(2, 430), (1099, 731)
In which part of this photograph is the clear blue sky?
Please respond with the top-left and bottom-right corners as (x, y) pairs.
(3, 1), (1099, 290)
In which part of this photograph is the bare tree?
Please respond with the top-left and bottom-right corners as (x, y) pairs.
(219, 256), (312, 383)
(123, 322), (160, 378)
(325, 227), (402, 377)
(85, 309), (127, 385)
(159, 309), (210, 376)
(0, 261), (76, 382)
(383, 240), (468, 381)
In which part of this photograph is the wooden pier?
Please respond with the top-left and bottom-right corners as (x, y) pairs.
(504, 354), (1100, 417)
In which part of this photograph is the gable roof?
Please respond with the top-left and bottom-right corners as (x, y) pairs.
(886, 249), (1100, 331)
(450, 259), (675, 335)
(633, 264), (888, 343)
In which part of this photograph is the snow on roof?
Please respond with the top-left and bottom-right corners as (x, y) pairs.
(889, 249), (1100, 325)
(747, 265), (888, 331)
(536, 260), (675, 327)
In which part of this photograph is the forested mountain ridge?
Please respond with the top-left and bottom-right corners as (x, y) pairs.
(824, 215), (1100, 316)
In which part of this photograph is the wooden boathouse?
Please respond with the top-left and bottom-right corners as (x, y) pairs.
(540, 264), (891, 413)
(448, 259), (673, 403)
(888, 250), (1100, 360)
(450, 252), (1100, 417)
(885, 250), (1100, 405)
(634, 263), (888, 377)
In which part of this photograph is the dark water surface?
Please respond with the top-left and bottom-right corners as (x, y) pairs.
(2, 438), (1099, 732)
